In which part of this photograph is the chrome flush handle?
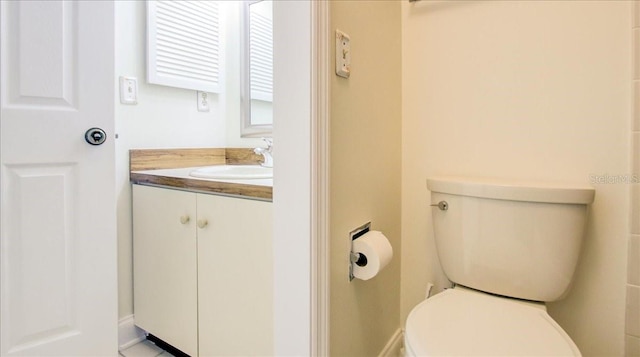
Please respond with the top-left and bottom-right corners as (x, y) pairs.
(431, 201), (448, 211)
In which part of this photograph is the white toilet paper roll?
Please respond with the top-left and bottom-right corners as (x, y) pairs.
(352, 230), (393, 280)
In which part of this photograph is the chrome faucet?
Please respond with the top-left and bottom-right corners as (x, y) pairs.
(254, 138), (273, 168)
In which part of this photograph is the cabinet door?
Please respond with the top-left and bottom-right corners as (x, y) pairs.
(132, 185), (198, 356)
(197, 194), (273, 356)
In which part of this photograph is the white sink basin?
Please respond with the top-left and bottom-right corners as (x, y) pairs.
(189, 165), (272, 180)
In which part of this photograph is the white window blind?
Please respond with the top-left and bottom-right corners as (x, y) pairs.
(147, 0), (220, 93)
(249, 2), (272, 102)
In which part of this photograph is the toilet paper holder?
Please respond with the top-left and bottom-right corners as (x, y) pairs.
(349, 221), (371, 281)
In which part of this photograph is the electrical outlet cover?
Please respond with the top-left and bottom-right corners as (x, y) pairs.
(197, 91), (210, 112)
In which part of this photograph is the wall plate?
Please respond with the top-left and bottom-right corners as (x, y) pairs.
(197, 91), (210, 112)
(119, 76), (138, 105)
(335, 29), (351, 78)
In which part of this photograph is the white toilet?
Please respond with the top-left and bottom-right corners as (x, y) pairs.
(404, 177), (595, 356)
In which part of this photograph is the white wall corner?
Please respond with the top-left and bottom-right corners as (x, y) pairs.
(118, 315), (146, 350)
(378, 328), (404, 357)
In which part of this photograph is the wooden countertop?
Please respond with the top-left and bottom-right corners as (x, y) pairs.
(129, 148), (272, 201)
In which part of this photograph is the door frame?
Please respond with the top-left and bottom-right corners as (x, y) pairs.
(272, 0), (329, 355)
(310, 1), (330, 356)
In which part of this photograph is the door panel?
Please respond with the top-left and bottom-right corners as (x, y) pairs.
(132, 185), (198, 357)
(4, 1), (77, 109)
(0, 1), (116, 355)
(4, 164), (78, 349)
(197, 194), (273, 356)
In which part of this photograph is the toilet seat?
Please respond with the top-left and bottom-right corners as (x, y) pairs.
(404, 287), (581, 356)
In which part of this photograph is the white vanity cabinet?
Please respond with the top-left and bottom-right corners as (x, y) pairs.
(132, 184), (273, 356)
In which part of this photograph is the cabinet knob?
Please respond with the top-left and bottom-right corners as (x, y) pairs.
(180, 215), (190, 224)
(197, 219), (208, 229)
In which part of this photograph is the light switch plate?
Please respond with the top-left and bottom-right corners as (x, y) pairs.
(335, 29), (351, 78)
(119, 76), (138, 104)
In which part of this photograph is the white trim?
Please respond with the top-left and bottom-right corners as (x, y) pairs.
(272, 1), (312, 354)
(378, 328), (404, 357)
(310, 1), (330, 356)
(118, 315), (146, 351)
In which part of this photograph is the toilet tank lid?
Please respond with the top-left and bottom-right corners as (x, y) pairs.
(427, 176), (595, 204)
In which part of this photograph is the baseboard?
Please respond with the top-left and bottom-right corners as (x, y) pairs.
(118, 315), (146, 350)
(120, 315), (402, 356)
(378, 328), (404, 357)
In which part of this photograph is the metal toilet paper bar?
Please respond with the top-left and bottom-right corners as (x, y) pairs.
(349, 221), (371, 281)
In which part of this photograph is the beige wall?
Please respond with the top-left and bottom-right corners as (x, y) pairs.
(330, 1), (402, 356)
(401, 1), (631, 356)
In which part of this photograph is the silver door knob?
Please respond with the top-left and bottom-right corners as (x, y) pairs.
(85, 128), (107, 145)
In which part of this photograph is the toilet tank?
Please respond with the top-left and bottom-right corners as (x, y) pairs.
(427, 177), (595, 302)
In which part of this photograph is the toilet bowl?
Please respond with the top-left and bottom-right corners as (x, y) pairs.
(404, 177), (594, 356)
(404, 287), (581, 356)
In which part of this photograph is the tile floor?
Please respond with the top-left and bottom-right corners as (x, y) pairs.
(119, 340), (175, 357)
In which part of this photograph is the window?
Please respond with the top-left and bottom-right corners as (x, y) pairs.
(248, 0), (273, 102)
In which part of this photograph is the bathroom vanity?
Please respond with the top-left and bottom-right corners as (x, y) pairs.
(130, 149), (273, 356)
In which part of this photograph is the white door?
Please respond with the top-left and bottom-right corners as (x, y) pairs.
(0, 1), (117, 356)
